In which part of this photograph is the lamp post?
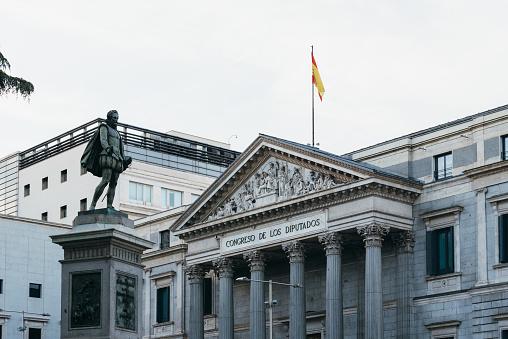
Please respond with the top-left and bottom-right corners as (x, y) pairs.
(236, 277), (303, 339)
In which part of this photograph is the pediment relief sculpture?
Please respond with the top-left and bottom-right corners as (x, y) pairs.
(206, 158), (345, 221)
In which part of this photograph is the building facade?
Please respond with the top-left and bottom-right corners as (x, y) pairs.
(137, 104), (508, 338)
(0, 214), (70, 339)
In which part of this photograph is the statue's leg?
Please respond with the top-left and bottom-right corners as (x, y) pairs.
(106, 171), (120, 209)
(90, 169), (113, 210)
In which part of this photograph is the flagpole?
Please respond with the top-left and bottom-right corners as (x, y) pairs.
(311, 45), (315, 147)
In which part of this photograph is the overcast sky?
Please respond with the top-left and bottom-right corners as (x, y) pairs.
(1, 1), (508, 159)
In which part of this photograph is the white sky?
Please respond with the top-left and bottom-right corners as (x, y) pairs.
(1, 1), (508, 158)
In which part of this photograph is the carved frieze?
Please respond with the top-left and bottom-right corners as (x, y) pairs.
(207, 158), (344, 221)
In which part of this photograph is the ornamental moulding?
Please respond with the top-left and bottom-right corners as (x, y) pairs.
(177, 181), (419, 240)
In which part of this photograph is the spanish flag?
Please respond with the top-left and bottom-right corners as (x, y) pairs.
(312, 53), (325, 101)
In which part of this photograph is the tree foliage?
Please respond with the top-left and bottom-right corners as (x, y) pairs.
(0, 51), (34, 99)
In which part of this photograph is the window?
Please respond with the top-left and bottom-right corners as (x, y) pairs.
(499, 214), (508, 263)
(160, 230), (170, 249)
(80, 198), (87, 212)
(29, 283), (41, 298)
(129, 182), (152, 203)
(191, 194), (200, 203)
(28, 328), (41, 339)
(61, 169), (67, 183)
(0, 279), (3, 294)
(80, 165), (87, 175)
(24, 184), (30, 197)
(502, 331), (508, 339)
(41, 212), (48, 221)
(41, 177), (48, 190)
(161, 188), (182, 208)
(156, 286), (170, 323)
(60, 205), (67, 219)
(203, 277), (212, 316)
(434, 152), (453, 180)
(427, 227), (454, 275)
(502, 135), (508, 161)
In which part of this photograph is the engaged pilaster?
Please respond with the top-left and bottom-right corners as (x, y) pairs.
(185, 264), (206, 339)
(393, 231), (415, 339)
(244, 250), (270, 339)
(319, 232), (345, 339)
(282, 241), (307, 339)
(213, 258), (235, 339)
(357, 223), (389, 339)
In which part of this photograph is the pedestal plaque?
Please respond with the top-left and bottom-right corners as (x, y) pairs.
(52, 208), (153, 339)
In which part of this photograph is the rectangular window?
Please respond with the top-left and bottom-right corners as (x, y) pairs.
(80, 198), (87, 212)
(0, 279), (3, 294)
(502, 330), (508, 339)
(161, 188), (183, 208)
(41, 212), (48, 221)
(24, 184), (30, 197)
(129, 182), (152, 203)
(191, 194), (200, 203)
(156, 286), (170, 323)
(61, 169), (68, 183)
(499, 214), (508, 263)
(427, 227), (454, 275)
(28, 328), (41, 339)
(434, 152), (453, 180)
(160, 230), (170, 249)
(60, 205), (67, 219)
(29, 283), (41, 298)
(204, 277), (212, 316)
(503, 135), (508, 161)
(41, 177), (48, 190)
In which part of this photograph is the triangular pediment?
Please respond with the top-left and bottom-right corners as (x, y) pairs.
(172, 135), (395, 233)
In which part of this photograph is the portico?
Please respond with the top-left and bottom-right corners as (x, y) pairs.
(172, 135), (421, 338)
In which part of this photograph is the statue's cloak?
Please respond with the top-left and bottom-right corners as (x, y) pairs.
(80, 123), (129, 177)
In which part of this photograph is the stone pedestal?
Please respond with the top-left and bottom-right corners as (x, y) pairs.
(51, 208), (153, 339)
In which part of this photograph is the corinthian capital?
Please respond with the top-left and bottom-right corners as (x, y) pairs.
(357, 223), (389, 247)
(184, 264), (205, 284)
(244, 250), (270, 271)
(318, 232), (345, 255)
(282, 241), (307, 263)
(392, 230), (415, 253)
(213, 257), (235, 279)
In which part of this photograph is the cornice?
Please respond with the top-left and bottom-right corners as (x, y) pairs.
(175, 180), (420, 241)
(463, 160), (508, 179)
(420, 206), (463, 220)
(141, 244), (188, 261)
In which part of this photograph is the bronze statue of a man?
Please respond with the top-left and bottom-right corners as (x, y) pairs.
(81, 110), (132, 210)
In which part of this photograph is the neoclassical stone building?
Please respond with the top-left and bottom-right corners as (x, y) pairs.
(139, 104), (508, 338)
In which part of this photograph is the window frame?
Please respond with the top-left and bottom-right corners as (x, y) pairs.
(29, 283), (42, 298)
(24, 184), (30, 197)
(434, 152), (453, 181)
(161, 188), (183, 209)
(0, 279), (3, 294)
(80, 198), (87, 212)
(156, 286), (170, 323)
(129, 181), (152, 204)
(61, 169), (68, 183)
(502, 135), (508, 161)
(41, 212), (48, 221)
(160, 230), (170, 250)
(41, 177), (48, 190)
(60, 205), (67, 219)
(427, 227), (454, 275)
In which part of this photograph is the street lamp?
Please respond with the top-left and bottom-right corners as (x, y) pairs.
(236, 277), (303, 339)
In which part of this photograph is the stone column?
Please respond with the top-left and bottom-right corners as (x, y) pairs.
(354, 246), (365, 339)
(282, 241), (307, 339)
(186, 265), (205, 339)
(393, 231), (415, 339)
(213, 258), (235, 339)
(357, 223), (389, 339)
(244, 250), (270, 339)
(476, 188), (488, 286)
(318, 232), (345, 339)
